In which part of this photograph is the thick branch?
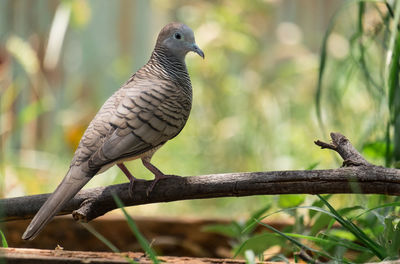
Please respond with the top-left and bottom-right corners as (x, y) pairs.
(1, 132), (396, 223)
(2, 166), (399, 222)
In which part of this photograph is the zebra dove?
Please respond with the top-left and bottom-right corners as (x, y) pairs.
(22, 22), (204, 240)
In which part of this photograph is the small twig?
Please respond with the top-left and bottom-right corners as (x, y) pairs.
(314, 140), (337, 150)
(315, 132), (373, 167)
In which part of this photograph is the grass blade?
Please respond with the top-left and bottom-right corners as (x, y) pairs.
(255, 220), (352, 264)
(0, 230), (7, 248)
(242, 204), (343, 235)
(315, 4), (336, 133)
(244, 203), (271, 234)
(317, 195), (386, 260)
(285, 232), (369, 252)
(112, 194), (160, 264)
(81, 223), (120, 253)
(386, 0), (400, 163)
(81, 223), (138, 264)
(385, 121), (392, 166)
(353, 201), (400, 219)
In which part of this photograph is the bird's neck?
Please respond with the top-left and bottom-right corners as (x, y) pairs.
(147, 46), (192, 95)
(149, 46), (189, 77)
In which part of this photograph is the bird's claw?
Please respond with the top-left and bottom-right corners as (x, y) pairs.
(158, 174), (181, 179)
(129, 179), (135, 198)
(146, 174), (182, 197)
(128, 178), (146, 198)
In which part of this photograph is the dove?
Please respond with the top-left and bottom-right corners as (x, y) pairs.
(22, 22), (204, 240)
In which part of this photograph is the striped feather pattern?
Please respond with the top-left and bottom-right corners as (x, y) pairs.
(71, 44), (193, 174)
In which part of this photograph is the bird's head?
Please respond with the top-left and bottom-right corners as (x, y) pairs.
(156, 22), (204, 61)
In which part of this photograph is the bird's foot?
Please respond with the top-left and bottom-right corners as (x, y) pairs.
(117, 163), (141, 198)
(146, 174), (182, 197)
(128, 178), (135, 198)
(127, 178), (148, 198)
(141, 159), (182, 196)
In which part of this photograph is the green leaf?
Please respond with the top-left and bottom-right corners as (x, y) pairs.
(286, 232), (369, 252)
(278, 195), (305, 208)
(256, 220), (351, 263)
(386, 0), (400, 163)
(385, 121), (393, 167)
(317, 195), (386, 260)
(329, 229), (357, 242)
(243, 203), (272, 235)
(386, 1), (400, 110)
(309, 195), (332, 219)
(310, 212), (334, 236)
(203, 222), (242, 238)
(112, 194), (160, 264)
(233, 232), (284, 258)
(353, 201), (400, 220)
(243, 204), (338, 235)
(363, 141), (388, 160)
(315, 6), (336, 132)
(0, 230), (7, 248)
(379, 216), (400, 259)
(306, 162), (319, 170)
(18, 99), (48, 125)
(338, 206), (365, 218)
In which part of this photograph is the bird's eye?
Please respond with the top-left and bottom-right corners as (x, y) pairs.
(174, 32), (182, 40)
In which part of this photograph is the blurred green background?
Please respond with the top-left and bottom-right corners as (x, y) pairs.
(0, 0), (390, 219)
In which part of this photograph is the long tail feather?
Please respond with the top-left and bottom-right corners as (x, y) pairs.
(22, 168), (91, 240)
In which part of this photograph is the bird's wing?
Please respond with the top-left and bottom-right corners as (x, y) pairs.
(22, 78), (188, 240)
(76, 78), (189, 172)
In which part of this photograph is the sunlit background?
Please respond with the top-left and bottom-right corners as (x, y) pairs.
(0, 0), (390, 219)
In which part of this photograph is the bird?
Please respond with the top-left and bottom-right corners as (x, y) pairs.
(22, 22), (204, 240)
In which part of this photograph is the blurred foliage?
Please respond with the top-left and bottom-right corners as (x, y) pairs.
(237, 195), (400, 263)
(316, 0), (400, 168)
(204, 0), (400, 262)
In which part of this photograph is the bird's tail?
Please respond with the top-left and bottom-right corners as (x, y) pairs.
(22, 167), (91, 240)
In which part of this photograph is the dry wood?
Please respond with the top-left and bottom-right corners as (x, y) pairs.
(0, 247), (273, 264)
(314, 132), (372, 166)
(2, 247), (399, 264)
(1, 132), (397, 223)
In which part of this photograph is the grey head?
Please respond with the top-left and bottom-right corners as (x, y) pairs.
(155, 22), (204, 61)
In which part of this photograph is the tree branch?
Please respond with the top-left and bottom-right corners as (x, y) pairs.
(314, 132), (372, 166)
(1, 132), (397, 223)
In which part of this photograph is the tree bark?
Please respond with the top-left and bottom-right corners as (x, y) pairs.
(0, 247), (270, 264)
(1, 132), (397, 223)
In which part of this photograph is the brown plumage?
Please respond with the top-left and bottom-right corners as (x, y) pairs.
(22, 22), (204, 240)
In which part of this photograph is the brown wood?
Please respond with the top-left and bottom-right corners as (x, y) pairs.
(5, 216), (236, 258)
(1, 133), (399, 223)
(0, 247), (278, 264)
(314, 132), (372, 166)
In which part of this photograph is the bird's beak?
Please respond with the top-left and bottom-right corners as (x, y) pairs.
(192, 44), (205, 59)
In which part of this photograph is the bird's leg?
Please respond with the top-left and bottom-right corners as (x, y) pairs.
(142, 159), (181, 196)
(117, 163), (138, 197)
